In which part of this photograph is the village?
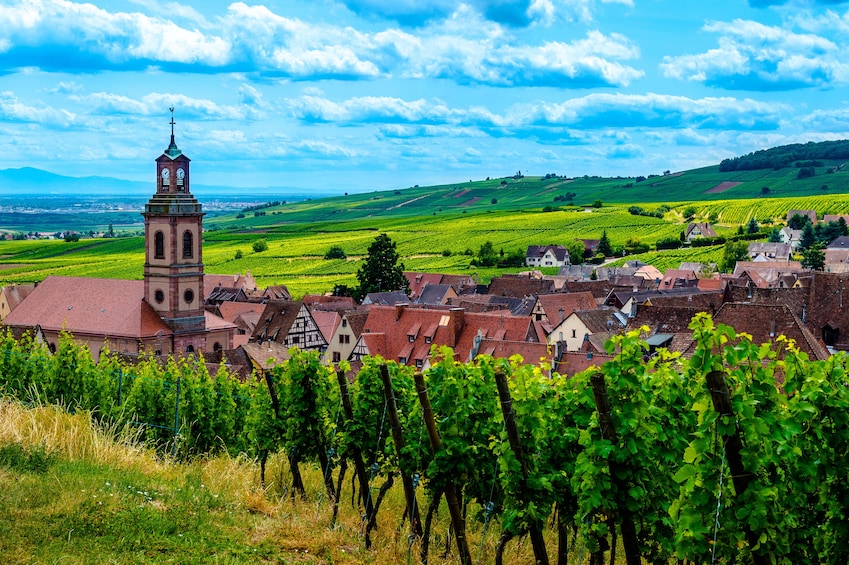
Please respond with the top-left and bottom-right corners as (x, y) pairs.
(2, 131), (849, 382)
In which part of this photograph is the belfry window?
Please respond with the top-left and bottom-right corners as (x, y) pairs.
(154, 231), (165, 259)
(183, 231), (193, 259)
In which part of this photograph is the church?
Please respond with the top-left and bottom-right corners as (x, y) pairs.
(3, 116), (236, 360)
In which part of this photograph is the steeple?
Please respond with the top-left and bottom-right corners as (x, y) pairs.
(165, 106), (182, 158)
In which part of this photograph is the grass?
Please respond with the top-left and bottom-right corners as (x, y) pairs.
(0, 399), (609, 564)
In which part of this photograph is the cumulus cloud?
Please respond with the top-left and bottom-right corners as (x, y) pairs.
(661, 18), (849, 90)
(0, 90), (75, 126)
(286, 92), (788, 132)
(0, 1), (641, 88)
(79, 91), (256, 120)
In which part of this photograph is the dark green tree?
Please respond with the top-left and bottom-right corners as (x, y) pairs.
(566, 239), (587, 265)
(799, 223), (817, 250)
(788, 213), (811, 230)
(356, 233), (408, 300)
(719, 240), (749, 272)
(747, 217), (760, 234)
(768, 227), (782, 243)
(802, 244), (825, 271)
(324, 245), (347, 260)
(597, 230), (613, 257)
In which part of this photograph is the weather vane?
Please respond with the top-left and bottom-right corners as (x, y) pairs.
(169, 106), (175, 136)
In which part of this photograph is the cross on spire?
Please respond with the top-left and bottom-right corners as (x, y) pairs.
(165, 106), (182, 157)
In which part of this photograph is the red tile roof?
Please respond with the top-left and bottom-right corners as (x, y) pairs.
(3, 276), (171, 338)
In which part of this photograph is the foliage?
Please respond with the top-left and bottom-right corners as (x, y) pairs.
(656, 237), (683, 250)
(719, 139), (849, 171)
(802, 244), (825, 270)
(566, 239), (587, 264)
(788, 213), (811, 229)
(597, 230), (613, 257)
(767, 227), (782, 242)
(746, 217), (759, 234)
(719, 240), (749, 272)
(355, 233), (408, 300)
(252, 239), (268, 253)
(323, 245), (347, 260)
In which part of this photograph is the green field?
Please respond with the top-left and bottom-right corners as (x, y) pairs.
(4, 161), (849, 298)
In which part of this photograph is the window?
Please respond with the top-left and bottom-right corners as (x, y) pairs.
(415, 359), (423, 369)
(332, 351), (341, 362)
(213, 342), (222, 352)
(409, 335), (415, 342)
(183, 231), (193, 259)
(425, 336), (431, 344)
(154, 289), (165, 304)
(186, 344), (194, 353)
(399, 356), (407, 364)
(154, 231), (165, 259)
(292, 336), (300, 344)
(339, 334), (350, 344)
(184, 289), (194, 304)
(341, 319), (348, 327)
(571, 329), (576, 338)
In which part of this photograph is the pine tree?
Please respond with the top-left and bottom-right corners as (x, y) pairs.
(356, 233), (409, 300)
(597, 230), (613, 257)
(799, 223), (817, 250)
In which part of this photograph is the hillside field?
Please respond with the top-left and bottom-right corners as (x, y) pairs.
(3, 161), (849, 297)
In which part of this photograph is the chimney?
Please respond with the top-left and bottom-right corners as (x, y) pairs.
(558, 307), (565, 323)
(395, 303), (408, 320)
(449, 307), (465, 343)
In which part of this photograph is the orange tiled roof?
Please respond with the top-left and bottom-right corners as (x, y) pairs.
(3, 276), (171, 338)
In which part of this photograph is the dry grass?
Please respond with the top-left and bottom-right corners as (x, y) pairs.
(0, 399), (607, 564)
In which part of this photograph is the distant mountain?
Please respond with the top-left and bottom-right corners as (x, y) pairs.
(0, 167), (335, 200)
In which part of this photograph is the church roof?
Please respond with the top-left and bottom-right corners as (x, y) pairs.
(3, 276), (171, 338)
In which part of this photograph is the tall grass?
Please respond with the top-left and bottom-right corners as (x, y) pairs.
(0, 399), (608, 564)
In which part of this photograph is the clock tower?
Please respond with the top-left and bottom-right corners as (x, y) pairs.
(142, 109), (206, 352)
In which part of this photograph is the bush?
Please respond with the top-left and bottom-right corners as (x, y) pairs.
(234, 250), (243, 260)
(656, 237), (683, 250)
(442, 249), (453, 257)
(323, 245), (347, 260)
(592, 199), (603, 208)
(542, 205), (559, 212)
(252, 239), (268, 253)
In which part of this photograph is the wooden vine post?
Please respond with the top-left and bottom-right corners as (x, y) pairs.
(705, 370), (769, 565)
(589, 373), (641, 565)
(379, 363), (423, 538)
(336, 370), (377, 548)
(263, 370), (306, 498)
(413, 371), (473, 565)
(494, 369), (549, 565)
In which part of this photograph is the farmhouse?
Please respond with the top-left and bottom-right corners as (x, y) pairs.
(525, 245), (570, 268)
(684, 222), (717, 242)
(3, 118), (236, 359)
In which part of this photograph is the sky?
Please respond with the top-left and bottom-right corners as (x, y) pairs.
(3, 0), (849, 194)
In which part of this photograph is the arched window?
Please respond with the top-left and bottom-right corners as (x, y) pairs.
(213, 342), (222, 352)
(154, 231), (165, 259)
(183, 231), (193, 259)
(186, 344), (195, 353)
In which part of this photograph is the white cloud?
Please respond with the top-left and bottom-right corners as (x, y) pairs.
(661, 18), (849, 89)
(0, 90), (75, 126)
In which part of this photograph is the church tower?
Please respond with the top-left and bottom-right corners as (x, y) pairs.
(143, 109), (206, 352)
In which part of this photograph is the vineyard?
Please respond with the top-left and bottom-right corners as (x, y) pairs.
(1, 315), (848, 564)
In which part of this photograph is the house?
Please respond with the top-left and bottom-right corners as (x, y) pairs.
(302, 294), (357, 313)
(405, 273), (444, 300)
(250, 300), (327, 352)
(787, 210), (817, 224)
(823, 214), (849, 224)
(0, 284), (35, 322)
(732, 261), (806, 289)
(825, 236), (849, 268)
(362, 291), (410, 305)
(216, 301), (266, 346)
(777, 227), (802, 250)
(546, 308), (627, 353)
(487, 274), (555, 298)
(350, 305), (542, 369)
(658, 269), (698, 290)
(525, 245), (570, 268)
(531, 292), (597, 324)
(322, 310), (369, 364)
(557, 264), (596, 281)
(416, 283), (458, 306)
(748, 242), (792, 262)
(204, 272), (258, 297)
(685, 223), (717, 242)
(3, 124), (236, 359)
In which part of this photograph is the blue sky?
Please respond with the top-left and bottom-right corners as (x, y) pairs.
(2, 0), (849, 193)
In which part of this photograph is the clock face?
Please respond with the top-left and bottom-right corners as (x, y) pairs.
(161, 169), (170, 179)
(176, 168), (185, 180)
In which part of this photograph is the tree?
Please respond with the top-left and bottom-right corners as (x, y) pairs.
(788, 213), (811, 230)
(747, 217), (759, 234)
(566, 240), (587, 265)
(252, 239), (268, 253)
(475, 241), (498, 266)
(683, 207), (696, 221)
(324, 245), (346, 260)
(802, 244), (825, 271)
(761, 186), (770, 195)
(592, 199), (603, 208)
(597, 230), (613, 257)
(356, 233), (408, 300)
(719, 240), (749, 272)
(799, 223), (817, 250)
(768, 227), (782, 243)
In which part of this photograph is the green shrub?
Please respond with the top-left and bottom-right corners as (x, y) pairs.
(252, 239), (268, 253)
